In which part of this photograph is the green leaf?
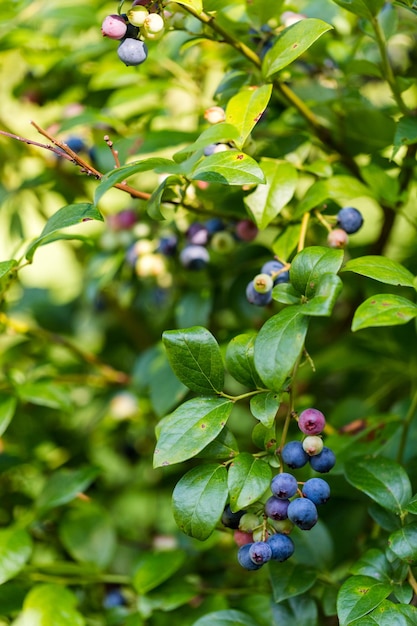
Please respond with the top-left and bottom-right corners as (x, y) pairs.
(196, 427), (239, 460)
(153, 396), (233, 468)
(269, 560), (317, 602)
(351, 295), (417, 331)
(225, 333), (264, 389)
(0, 395), (17, 437)
(25, 203), (103, 261)
(388, 523), (417, 563)
(191, 151), (265, 186)
(225, 85), (273, 149)
(94, 158), (172, 205)
(133, 550), (186, 594)
(299, 273), (343, 317)
(244, 160), (298, 229)
(272, 283), (301, 305)
(351, 600), (417, 625)
(250, 392), (280, 428)
(12, 583), (84, 626)
(163, 326), (224, 394)
(147, 175), (183, 221)
(172, 464), (228, 540)
(37, 466), (99, 512)
(0, 527), (32, 585)
(393, 116), (417, 158)
(254, 307), (309, 391)
(290, 246), (344, 297)
(191, 610), (261, 626)
(174, 0), (202, 12)
(350, 549), (391, 582)
(59, 504), (116, 570)
(344, 456), (412, 515)
(262, 19), (333, 79)
(174, 123), (241, 159)
(0, 260), (17, 294)
(228, 453), (271, 511)
(175, 290), (212, 329)
(342, 256), (415, 288)
(293, 176), (372, 218)
(332, 0), (385, 18)
(18, 381), (71, 411)
(405, 493), (417, 514)
(337, 575), (392, 626)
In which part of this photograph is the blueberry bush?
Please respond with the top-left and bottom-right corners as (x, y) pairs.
(1, 0), (417, 624)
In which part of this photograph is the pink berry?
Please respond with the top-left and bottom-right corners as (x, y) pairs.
(298, 408), (326, 435)
(101, 14), (127, 40)
(327, 228), (349, 248)
(235, 219), (258, 242)
(233, 530), (253, 547)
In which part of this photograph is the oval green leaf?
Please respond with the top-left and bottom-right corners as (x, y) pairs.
(13, 583), (84, 626)
(191, 609), (261, 626)
(227, 453), (271, 511)
(290, 246), (344, 298)
(37, 466), (99, 512)
(351, 295), (417, 331)
(342, 256), (416, 288)
(133, 550), (186, 594)
(344, 456), (412, 515)
(337, 575), (392, 626)
(225, 85), (272, 149)
(225, 333), (264, 389)
(172, 464), (228, 540)
(0, 395), (17, 437)
(269, 560), (317, 603)
(388, 523), (417, 564)
(249, 392), (280, 428)
(163, 326), (224, 394)
(191, 151), (265, 186)
(153, 396), (233, 468)
(0, 527), (32, 585)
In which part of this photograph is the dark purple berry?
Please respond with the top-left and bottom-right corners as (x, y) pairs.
(235, 219), (258, 242)
(267, 533), (295, 561)
(309, 447), (336, 473)
(186, 223), (209, 246)
(248, 541), (272, 565)
(337, 206), (364, 234)
(246, 280), (272, 306)
(158, 234), (178, 256)
(117, 38), (148, 67)
(298, 408), (326, 435)
(179, 245), (209, 270)
(302, 478), (330, 505)
(270, 472), (298, 499)
(287, 498), (318, 530)
(221, 505), (245, 530)
(237, 543), (262, 570)
(260, 260), (289, 284)
(281, 441), (309, 469)
(264, 496), (290, 520)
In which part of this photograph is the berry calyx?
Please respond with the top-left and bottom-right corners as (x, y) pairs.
(298, 408), (326, 435)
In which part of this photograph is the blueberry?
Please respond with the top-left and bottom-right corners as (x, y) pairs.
(221, 504), (245, 529)
(117, 38), (148, 66)
(237, 543), (262, 570)
(309, 447), (336, 473)
(158, 234), (178, 256)
(186, 223), (209, 246)
(270, 472), (298, 499)
(103, 589), (125, 608)
(260, 260), (289, 285)
(246, 280), (272, 306)
(248, 541), (272, 565)
(264, 496), (290, 520)
(302, 478), (330, 505)
(235, 219), (258, 242)
(281, 441), (309, 469)
(267, 533), (295, 562)
(337, 206), (364, 234)
(179, 245), (209, 270)
(298, 408), (326, 435)
(287, 497), (318, 530)
(64, 136), (86, 153)
(205, 218), (225, 234)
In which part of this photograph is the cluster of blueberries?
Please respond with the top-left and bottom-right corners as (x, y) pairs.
(101, 1), (165, 66)
(158, 218), (258, 270)
(327, 206), (364, 249)
(246, 259), (290, 307)
(222, 408), (335, 570)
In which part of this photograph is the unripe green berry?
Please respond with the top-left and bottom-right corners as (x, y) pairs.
(253, 273), (274, 294)
(210, 231), (235, 254)
(302, 435), (324, 456)
(127, 6), (149, 26)
(143, 12), (165, 34)
(252, 528), (269, 543)
(239, 513), (260, 533)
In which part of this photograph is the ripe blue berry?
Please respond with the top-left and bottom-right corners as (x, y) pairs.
(298, 408), (326, 435)
(117, 38), (148, 66)
(103, 589), (125, 608)
(205, 218), (225, 234)
(302, 478), (330, 505)
(237, 543), (262, 570)
(64, 136), (86, 153)
(287, 497), (318, 530)
(248, 541), (272, 565)
(270, 472), (298, 499)
(337, 206), (364, 234)
(179, 245), (209, 270)
(261, 260), (289, 284)
(267, 533), (295, 562)
(281, 441), (309, 469)
(309, 447), (336, 473)
(246, 280), (272, 306)
(158, 235), (178, 256)
(221, 504), (245, 529)
(264, 496), (290, 520)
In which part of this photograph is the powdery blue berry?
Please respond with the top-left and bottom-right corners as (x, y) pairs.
(302, 478), (330, 505)
(246, 280), (272, 306)
(287, 497), (318, 530)
(270, 472), (298, 499)
(237, 543), (262, 570)
(267, 533), (295, 562)
(337, 206), (364, 234)
(281, 441), (309, 469)
(221, 504), (245, 529)
(264, 496), (290, 520)
(248, 541), (272, 565)
(261, 260), (289, 284)
(179, 245), (209, 270)
(117, 38), (148, 66)
(309, 446), (336, 473)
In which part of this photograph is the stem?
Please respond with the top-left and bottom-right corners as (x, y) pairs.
(297, 212), (310, 252)
(219, 388), (268, 402)
(408, 567), (417, 598)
